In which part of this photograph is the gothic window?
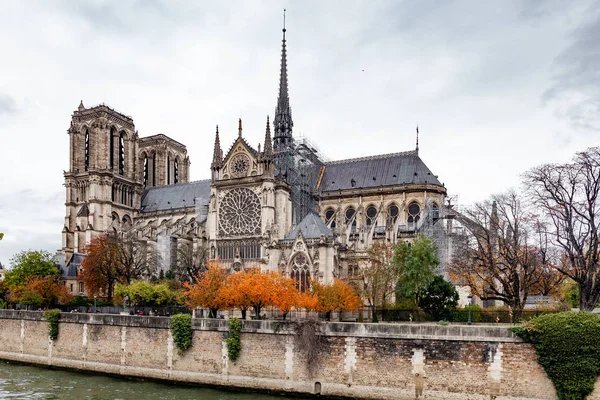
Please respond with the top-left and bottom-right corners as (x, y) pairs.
(167, 156), (171, 185)
(387, 204), (399, 227)
(366, 205), (377, 228)
(345, 207), (356, 231)
(230, 154), (250, 178)
(218, 188), (261, 236)
(174, 158), (179, 184)
(143, 156), (148, 187)
(324, 208), (336, 228)
(432, 202), (440, 219)
(408, 202), (421, 225)
(290, 254), (310, 292)
(84, 128), (90, 171)
(110, 127), (116, 170)
(119, 132), (125, 175)
(217, 239), (261, 260)
(152, 153), (156, 186)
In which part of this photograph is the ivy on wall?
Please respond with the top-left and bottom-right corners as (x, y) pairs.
(43, 309), (61, 341)
(511, 312), (600, 400)
(226, 318), (242, 362)
(170, 314), (192, 355)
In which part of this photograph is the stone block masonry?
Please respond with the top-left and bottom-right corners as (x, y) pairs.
(0, 310), (599, 399)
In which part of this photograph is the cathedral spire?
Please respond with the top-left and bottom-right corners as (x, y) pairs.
(273, 9), (293, 151)
(263, 115), (273, 160)
(238, 118), (243, 138)
(211, 125), (222, 170)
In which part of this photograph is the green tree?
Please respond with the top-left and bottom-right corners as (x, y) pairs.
(419, 275), (459, 320)
(5, 250), (60, 291)
(393, 235), (439, 307)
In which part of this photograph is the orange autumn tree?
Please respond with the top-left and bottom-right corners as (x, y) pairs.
(81, 235), (121, 302)
(311, 279), (362, 320)
(272, 274), (300, 320)
(184, 261), (228, 318)
(227, 268), (280, 319)
(221, 271), (253, 319)
(22, 276), (73, 307)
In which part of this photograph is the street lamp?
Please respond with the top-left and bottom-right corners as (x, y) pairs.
(467, 295), (473, 325)
(94, 294), (97, 313)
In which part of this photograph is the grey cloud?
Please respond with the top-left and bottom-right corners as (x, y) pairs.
(0, 95), (16, 115)
(542, 3), (600, 130)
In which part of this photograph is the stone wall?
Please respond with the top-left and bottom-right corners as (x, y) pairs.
(0, 310), (597, 399)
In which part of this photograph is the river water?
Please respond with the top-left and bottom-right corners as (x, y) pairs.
(0, 361), (302, 400)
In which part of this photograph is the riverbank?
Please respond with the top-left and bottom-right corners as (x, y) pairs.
(0, 309), (591, 399)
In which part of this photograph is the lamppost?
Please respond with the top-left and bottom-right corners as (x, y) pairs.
(467, 295), (473, 325)
(93, 294), (97, 313)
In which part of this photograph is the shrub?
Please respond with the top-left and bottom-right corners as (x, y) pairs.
(451, 304), (481, 323)
(226, 317), (242, 362)
(511, 312), (600, 400)
(43, 309), (61, 341)
(170, 313), (192, 355)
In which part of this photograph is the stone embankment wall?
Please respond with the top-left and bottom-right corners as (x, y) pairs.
(0, 310), (597, 399)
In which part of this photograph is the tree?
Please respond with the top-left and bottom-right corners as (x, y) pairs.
(175, 241), (208, 282)
(115, 280), (181, 308)
(4, 250), (60, 292)
(523, 147), (600, 311)
(419, 275), (458, 320)
(311, 279), (362, 320)
(394, 234), (439, 308)
(183, 261), (227, 317)
(271, 274), (300, 320)
(448, 191), (541, 316)
(233, 268), (279, 319)
(358, 242), (400, 322)
(80, 235), (120, 302)
(21, 276), (72, 307)
(111, 232), (157, 284)
(221, 271), (252, 319)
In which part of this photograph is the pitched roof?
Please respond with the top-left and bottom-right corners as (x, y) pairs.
(318, 150), (442, 192)
(141, 180), (211, 213)
(285, 211), (333, 240)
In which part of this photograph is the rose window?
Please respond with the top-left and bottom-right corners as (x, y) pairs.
(230, 154), (250, 178)
(218, 188), (261, 235)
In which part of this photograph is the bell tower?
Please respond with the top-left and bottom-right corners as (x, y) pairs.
(62, 101), (143, 258)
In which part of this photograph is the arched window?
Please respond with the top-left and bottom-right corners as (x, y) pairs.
(345, 207), (357, 231)
(143, 155), (148, 187)
(432, 202), (440, 219)
(366, 205), (377, 228)
(387, 204), (399, 227)
(110, 127), (116, 170)
(84, 128), (90, 171)
(119, 132), (125, 175)
(174, 158), (179, 184)
(408, 202), (421, 225)
(290, 254), (310, 292)
(324, 208), (336, 228)
(167, 156), (171, 185)
(152, 153), (156, 186)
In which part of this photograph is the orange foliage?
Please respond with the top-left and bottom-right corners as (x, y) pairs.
(81, 235), (120, 301)
(311, 279), (362, 314)
(297, 291), (320, 311)
(183, 261), (228, 314)
(23, 276), (73, 306)
(272, 274), (300, 316)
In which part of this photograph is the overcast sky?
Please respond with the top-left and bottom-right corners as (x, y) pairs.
(0, 0), (599, 265)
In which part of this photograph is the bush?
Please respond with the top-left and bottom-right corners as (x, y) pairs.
(419, 275), (459, 320)
(512, 312), (600, 399)
(451, 304), (482, 323)
(43, 309), (61, 341)
(226, 317), (242, 362)
(170, 313), (192, 355)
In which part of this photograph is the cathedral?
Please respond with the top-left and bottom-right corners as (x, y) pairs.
(57, 22), (451, 295)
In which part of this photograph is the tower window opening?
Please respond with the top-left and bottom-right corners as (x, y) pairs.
(84, 129), (90, 171)
(143, 156), (148, 188)
(119, 132), (125, 175)
(152, 154), (156, 186)
(110, 127), (116, 170)
(167, 156), (171, 185)
(174, 158), (179, 184)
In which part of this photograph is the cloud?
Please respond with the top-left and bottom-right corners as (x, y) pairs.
(0, 94), (16, 115)
(542, 3), (600, 130)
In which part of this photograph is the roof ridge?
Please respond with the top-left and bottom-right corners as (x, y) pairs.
(144, 179), (211, 191)
(326, 150), (418, 165)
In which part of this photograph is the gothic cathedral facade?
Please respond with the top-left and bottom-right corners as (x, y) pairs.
(58, 23), (451, 295)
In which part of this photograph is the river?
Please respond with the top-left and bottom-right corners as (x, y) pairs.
(0, 361), (303, 400)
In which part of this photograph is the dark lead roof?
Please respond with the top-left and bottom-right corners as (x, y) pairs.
(318, 150), (442, 192)
(285, 211), (333, 240)
(141, 180), (211, 213)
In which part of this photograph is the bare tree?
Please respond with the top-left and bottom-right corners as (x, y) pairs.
(523, 147), (600, 311)
(175, 240), (208, 282)
(449, 191), (541, 316)
(109, 232), (158, 284)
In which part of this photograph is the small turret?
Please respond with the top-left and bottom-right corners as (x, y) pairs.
(211, 125), (223, 175)
(78, 100), (85, 111)
(263, 115), (273, 161)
